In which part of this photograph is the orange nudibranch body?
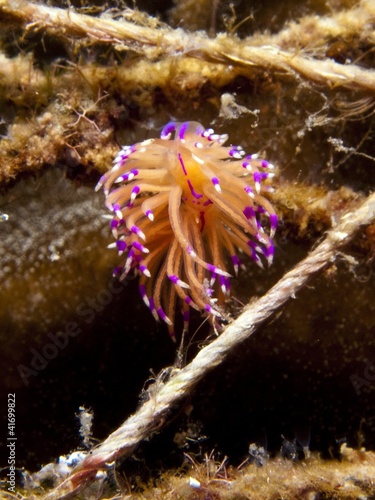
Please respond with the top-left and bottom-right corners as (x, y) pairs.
(97, 121), (277, 340)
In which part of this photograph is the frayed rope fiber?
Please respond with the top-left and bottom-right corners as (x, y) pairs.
(44, 190), (375, 500)
(1, 0), (374, 92)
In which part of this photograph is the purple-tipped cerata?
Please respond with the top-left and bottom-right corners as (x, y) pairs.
(97, 121), (277, 341)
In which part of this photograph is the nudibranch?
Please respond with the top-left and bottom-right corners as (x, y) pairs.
(96, 121), (277, 341)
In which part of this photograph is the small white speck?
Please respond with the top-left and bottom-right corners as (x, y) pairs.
(189, 477), (201, 489)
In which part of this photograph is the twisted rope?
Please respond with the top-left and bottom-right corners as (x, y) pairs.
(44, 191), (375, 499)
(0, 0), (374, 91)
